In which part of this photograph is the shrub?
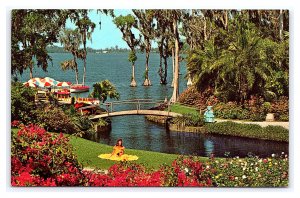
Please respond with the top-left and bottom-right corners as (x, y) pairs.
(11, 125), (85, 186)
(160, 156), (213, 187)
(271, 96), (289, 121)
(95, 118), (109, 127)
(214, 102), (251, 120)
(34, 104), (78, 134)
(205, 121), (289, 142)
(178, 86), (218, 109)
(11, 82), (37, 124)
(171, 113), (204, 127)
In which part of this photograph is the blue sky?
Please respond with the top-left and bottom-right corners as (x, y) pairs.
(60, 9), (156, 50)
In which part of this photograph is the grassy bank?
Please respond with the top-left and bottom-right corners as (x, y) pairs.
(205, 121), (289, 142)
(169, 103), (199, 115)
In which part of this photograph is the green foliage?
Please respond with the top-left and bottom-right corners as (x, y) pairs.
(205, 121), (289, 142)
(113, 14), (136, 29)
(33, 105), (78, 134)
(71, 116), (93, 132)
(11, 82), (37, 123)
(187, 13), (289, 103)
(128, 51), (137, 64)
(171, 113), (204, 127)
(11, 10), (68, 76)
(214, 102), (251, 120)
(89, 80), (120, 103)
(96, 118), (109, 127)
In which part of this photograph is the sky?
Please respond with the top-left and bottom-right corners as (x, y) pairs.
(61, 9), (157, 50)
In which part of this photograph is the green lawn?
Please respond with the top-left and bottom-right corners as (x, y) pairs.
(169, 103), (200, 115)
(68, 135), (185, 170)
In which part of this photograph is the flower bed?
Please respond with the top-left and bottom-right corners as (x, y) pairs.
(11, 125), (289, 187)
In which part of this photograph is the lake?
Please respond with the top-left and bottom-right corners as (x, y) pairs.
(18, 52), (288, 157)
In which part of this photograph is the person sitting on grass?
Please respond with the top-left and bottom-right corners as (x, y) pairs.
(98, 138), (138, 161)
(111, 139), (125, 157)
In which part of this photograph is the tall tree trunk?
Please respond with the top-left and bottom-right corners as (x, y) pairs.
(158, 53), (163, 84)
(203, 18), (207, 41)
(143, 45), (151, 86)
(130, 63), (137, 87)
(158, 38), (164, 84)
(82, 31), (87, 85)
(29, 64), (33, 79)
(170, 19), (180, 103)
(162, 55), (168, 84)
(171, 47), (175, 87)
(224, 10), (228, 30)
(279, 9), (284, 41)
(73, 56), (79, 84)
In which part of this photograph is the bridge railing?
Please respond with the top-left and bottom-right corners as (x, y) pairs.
(100, 99), (167, 114)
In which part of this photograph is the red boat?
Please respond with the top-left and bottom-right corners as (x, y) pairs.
(70, 84), (90, 93)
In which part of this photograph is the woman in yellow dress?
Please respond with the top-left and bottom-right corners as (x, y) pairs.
(111, 139), (125, 157)
(98, 139), (138, 161)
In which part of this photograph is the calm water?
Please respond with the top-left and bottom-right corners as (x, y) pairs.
(18, 52), (288, 157)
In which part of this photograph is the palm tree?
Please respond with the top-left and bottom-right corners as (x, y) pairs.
(89, 80), (120, 103)
(187, 14), (275, 103)
(59, 28), (84, 84)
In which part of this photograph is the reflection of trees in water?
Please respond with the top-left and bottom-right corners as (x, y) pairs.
(164, 131), (207, 156)
(204, 139), (214, 156)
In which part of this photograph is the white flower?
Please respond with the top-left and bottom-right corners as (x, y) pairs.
(272, 154), (275, 157)
(184, 168), (189, 173)
(243, 167), (246, 171)
(206, 165), (210, 169)
(235, 177), (238, 180)
(258, 159), (262, 163)
(255, 167), (259, 172)
(242, 175), (247, 179)
(281, 152), (285, 155)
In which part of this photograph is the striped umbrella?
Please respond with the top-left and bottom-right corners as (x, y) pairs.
(56, 81), (72, 87)
(38, 81), (52, 87)
(23, 82), (38, 88)
(28, 78), (42, 84)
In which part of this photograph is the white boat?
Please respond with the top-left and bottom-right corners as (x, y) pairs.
(70, 84), (90, 93)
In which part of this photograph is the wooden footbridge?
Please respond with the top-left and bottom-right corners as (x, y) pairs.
(89, 99), (182, 120)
